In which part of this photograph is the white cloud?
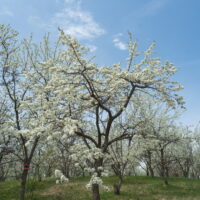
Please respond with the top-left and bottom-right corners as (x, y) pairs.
(86, 44), (97, 52)
(64, 0), (77, 3)
(27, 0), (105, 46)
(137, 0), (168, 18)
(51, 1), (105, 40)
(113, 34), (127, 50)
(0, 7), (14, 17)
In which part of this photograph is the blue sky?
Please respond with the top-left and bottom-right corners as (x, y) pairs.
(1, 0), (200, 126)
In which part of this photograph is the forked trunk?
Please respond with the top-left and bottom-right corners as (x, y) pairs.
(18, 137), (39, 200)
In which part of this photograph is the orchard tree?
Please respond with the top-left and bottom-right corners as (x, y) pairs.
(170, 126), (193, 177)
(0, 24), (62, 200)
(189, 124), (200, 178)
(109, 138), (138, 195)
(28, 29), (184, 200)
(0, 23), (185, 200)
(48, 135), (77, 178)
(134, 96), (182, 185)
(0, 25), (40, 199)
(106, 106), (143, 195)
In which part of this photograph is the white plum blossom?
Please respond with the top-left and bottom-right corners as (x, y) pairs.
(55, 169), (63, 178)
(0, 24), (184, 200)
(55, 169), (69, 184)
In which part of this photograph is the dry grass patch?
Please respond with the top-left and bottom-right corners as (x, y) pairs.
(41, 182), (89, 196)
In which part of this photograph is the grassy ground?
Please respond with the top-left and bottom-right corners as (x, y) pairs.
(0, 176), (200, 200)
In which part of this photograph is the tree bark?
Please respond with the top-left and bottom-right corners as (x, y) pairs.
(147, 151), (154, 177)
(164, 175), (168, 185)
(149, 167), (154, 177)
(146, 166), (149, 176)
(19, 137), (39, 200)
(160, 148), (168, 185)
(113, 183), (121, 195)
(37, 165), (42, 182)
(92, 184), (101, 200)
(19, 168), (29, 200)
(113, 175), (123, 195)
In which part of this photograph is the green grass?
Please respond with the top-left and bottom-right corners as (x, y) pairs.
(0, 176), (200, 200)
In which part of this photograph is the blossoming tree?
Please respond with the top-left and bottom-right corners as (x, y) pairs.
(0, 24), (61, 200)
(29, 30), (184, 200)
(0, 23), (184, 200)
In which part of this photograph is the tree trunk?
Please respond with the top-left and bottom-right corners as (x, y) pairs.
(0, 166), (6, 182)
(92, 184), (101, 200)
(82, 169), (85, 177)
(160, 148), (168, 185)
(113, 183), (121, 195)
(19, 168), (29, 200)
(113, 176), (123, 195)
(149, 167), (154, 177)
(147, 150), (154, 177)
(166, 166), (169, 178)
(36, 164), (42, 182)
(146, 166), (149, 176)
(18, 137), (39, 200)
(164, 176), (168, 185)
(66, 164), (70, 178)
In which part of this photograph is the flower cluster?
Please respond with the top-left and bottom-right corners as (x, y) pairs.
(86, 173), (110, 191)
(55, 169), (69, 184)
